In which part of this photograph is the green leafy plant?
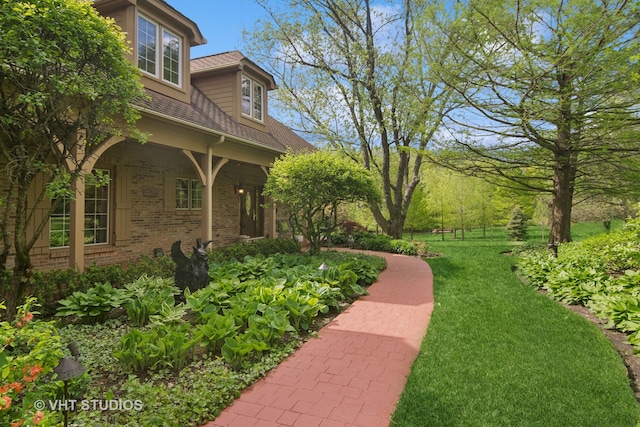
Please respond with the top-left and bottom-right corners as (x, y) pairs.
(221, 334), (268, 370)
(56, 282), (127, 323)
(113, 324), (197, 372)
(149, 302), (188, 327)
(195, 313), (239, 353)
(124, 276), (177, 326)
(1, 298), (64, 427)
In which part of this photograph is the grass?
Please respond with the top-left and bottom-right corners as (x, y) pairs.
(392, 223), (640, 426)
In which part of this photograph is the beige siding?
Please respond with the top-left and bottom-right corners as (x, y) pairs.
(192, 73), (236, 117)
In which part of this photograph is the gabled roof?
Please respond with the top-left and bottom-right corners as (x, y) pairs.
(137, 86), (314, 154)
(191, 51), (278, 90)
(93, 0), (206, 46)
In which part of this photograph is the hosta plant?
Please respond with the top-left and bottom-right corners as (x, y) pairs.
(56, 282), (127, 324)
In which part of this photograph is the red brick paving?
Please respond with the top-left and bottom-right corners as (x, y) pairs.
(202, 250), (434, 427)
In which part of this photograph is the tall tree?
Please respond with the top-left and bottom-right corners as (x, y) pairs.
(246, 0), (456, 238)
(264, 151), (380, 254)
(429, 0), (640, 243)
(0, 0), (147, 319)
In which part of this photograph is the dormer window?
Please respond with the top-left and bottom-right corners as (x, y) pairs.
(137, 14), (182, 87)
(241, 75), (264, 122)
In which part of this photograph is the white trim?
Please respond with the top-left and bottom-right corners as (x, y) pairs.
(137, 13), (183, 88)
(241, 74), (265, 123)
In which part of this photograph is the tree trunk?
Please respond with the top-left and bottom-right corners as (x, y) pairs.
(387, 217), (404, 239)
(3, 262), (31, 321)
(548, 158), (575, 244)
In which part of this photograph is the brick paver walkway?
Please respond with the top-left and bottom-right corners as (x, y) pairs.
(203, 250), (434, 427)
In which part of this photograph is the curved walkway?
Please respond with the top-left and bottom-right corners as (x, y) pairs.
(203, 250), (434, 427)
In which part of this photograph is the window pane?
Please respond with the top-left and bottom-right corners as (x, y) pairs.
(50, 199), (70, 248)
(241, 76), (251, 116)
(253, 83), (263, 121)
(50, 171), (109, 247)
(84, 170), (109, 245)
(191, 180), (202, 209)
(163, 30), (181, 85)
(176, 178), (189, 209)
(138, 16), (157, 75)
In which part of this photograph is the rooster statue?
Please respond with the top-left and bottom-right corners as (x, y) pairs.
(170, 238), (212, 296)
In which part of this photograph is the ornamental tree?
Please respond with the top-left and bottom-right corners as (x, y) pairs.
(0, 0), (147, 320)
(264, 151), (380, 254)
(429, 0), (640, 244)
(247, 0), (456, 239)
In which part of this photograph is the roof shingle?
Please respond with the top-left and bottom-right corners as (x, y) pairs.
(138, 85), (314, 154)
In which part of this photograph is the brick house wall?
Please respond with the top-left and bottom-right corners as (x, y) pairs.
(23, 140), (277, 272)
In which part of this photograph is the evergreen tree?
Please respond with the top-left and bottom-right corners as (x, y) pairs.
(506, 206), (529, 241)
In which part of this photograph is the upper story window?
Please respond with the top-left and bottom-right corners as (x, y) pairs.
(137, 14), (182, 87)
(241, 75), (264, 122)
(162, 30), (180, 85)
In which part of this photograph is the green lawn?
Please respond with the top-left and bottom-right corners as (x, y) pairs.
(392, 224), (639, 426)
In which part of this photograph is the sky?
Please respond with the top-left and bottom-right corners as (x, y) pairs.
(165, 0), (272, 59)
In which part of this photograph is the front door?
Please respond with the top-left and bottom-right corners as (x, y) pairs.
(240, 186), (263, 237)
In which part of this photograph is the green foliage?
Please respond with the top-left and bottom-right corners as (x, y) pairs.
(430, 0), (640, 245)
(113, 324), (197, 372)
(21, 240), (296, 318)
(114, 252), (382, 374)
(72, 345), (299, 426)
(26, 254), (176, 317)
(518, 215), (640, 351)
(123, 276), (178, 326)
(148, 303), (188, 328)
(208, 238), (301, 263)
(1, 298), (64, 426)
(264, 151), (381, 254)
(56, 282), (127, 323)
(333, 230), (429, 256)
(506, 205), (529, 241)
(0, 0), (149, 319)
(195, 313), (239, 353)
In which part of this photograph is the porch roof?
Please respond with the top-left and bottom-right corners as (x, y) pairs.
(137, 86), (314, 154)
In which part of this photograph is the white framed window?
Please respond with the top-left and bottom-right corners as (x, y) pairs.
(162, 29), (181, 85)
(241, 75), (264, 122)
(137, 15), (157, 75)
(137, 14), (182, 87)
(176, 178), (202, 210)
(50, 170), (110, 248)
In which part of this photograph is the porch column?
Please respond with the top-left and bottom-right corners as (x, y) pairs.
(203, 136), (226, 244)
(68, 143), (86, 271)
(203, 144), (214, 243)
(260, 166), (277, 238)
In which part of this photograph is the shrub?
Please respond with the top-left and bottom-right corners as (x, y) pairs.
(506, 205), (529, 241)
(26, 255), (176, 317)
(331, 230), (428, 256)
(209, 238), (300, 263)
(1, 298), (64, 427)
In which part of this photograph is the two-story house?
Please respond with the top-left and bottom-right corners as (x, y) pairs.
(26, 0), (313, 271)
